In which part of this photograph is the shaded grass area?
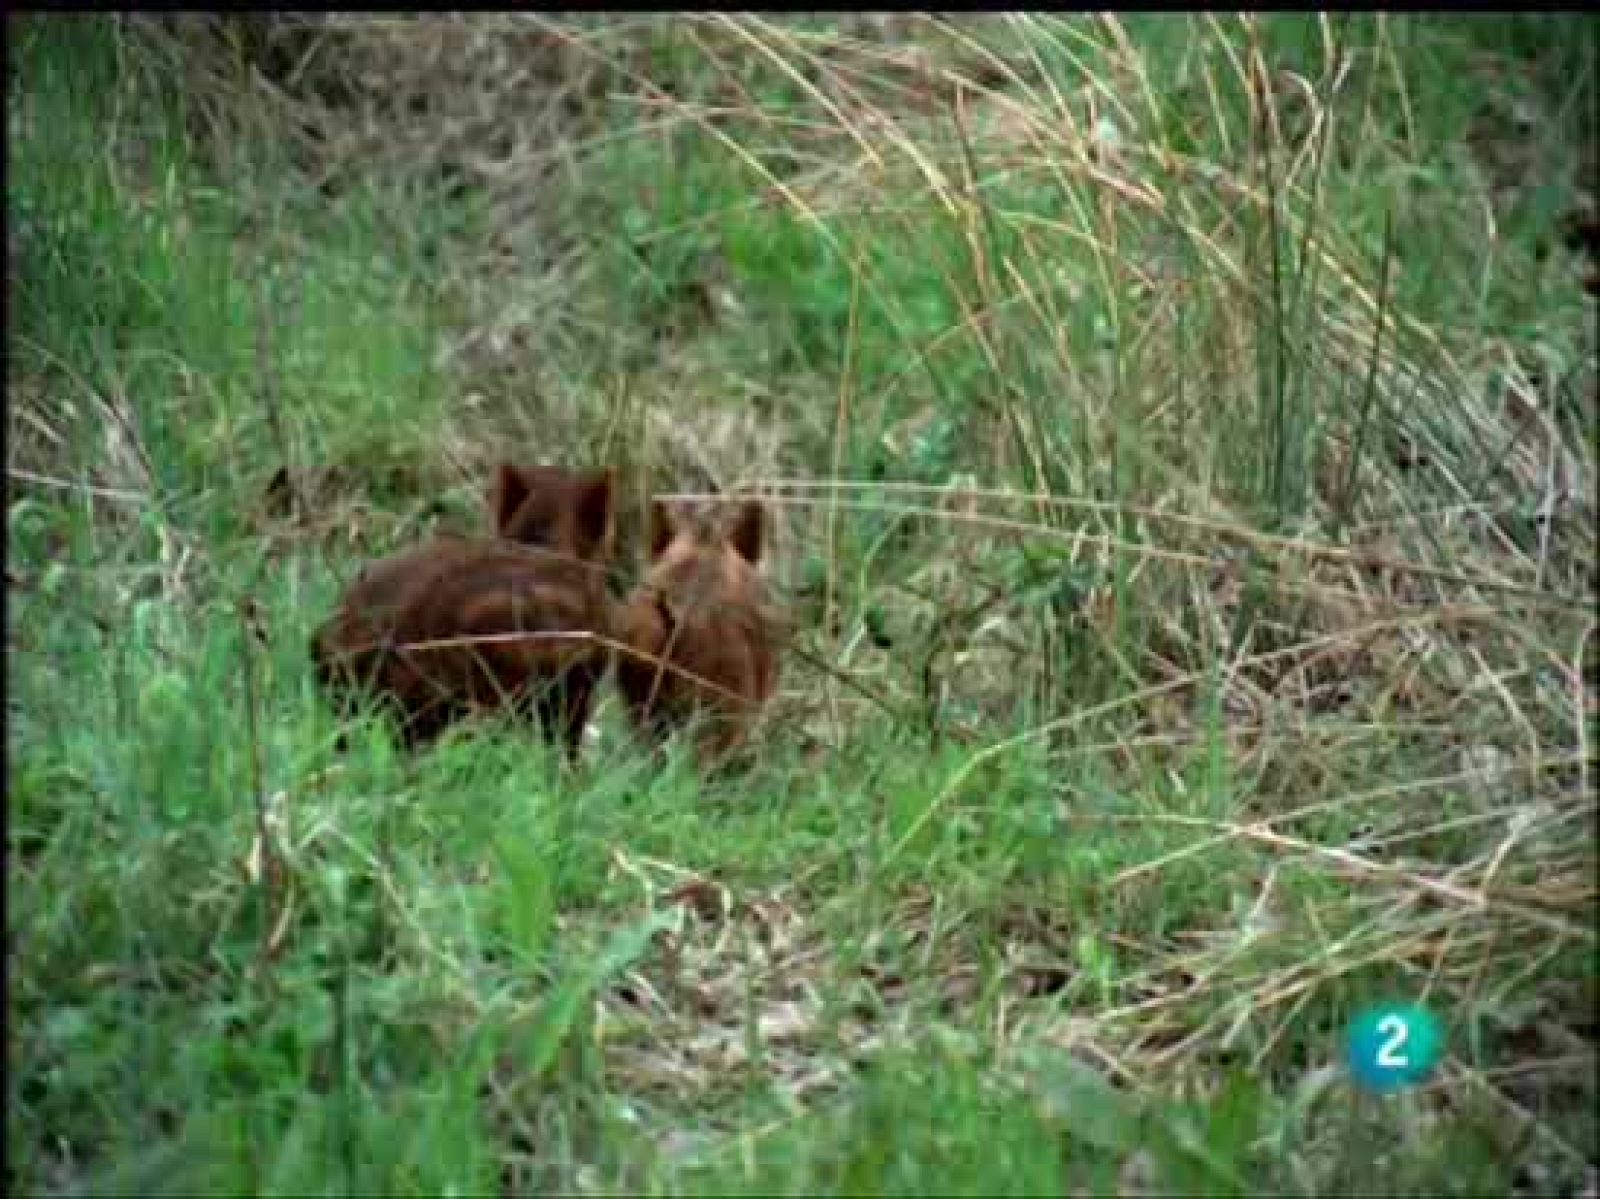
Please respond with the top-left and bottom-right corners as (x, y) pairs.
(9, 13), (1597, 1196)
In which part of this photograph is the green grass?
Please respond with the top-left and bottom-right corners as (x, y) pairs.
(9, 12), (1597, 1197)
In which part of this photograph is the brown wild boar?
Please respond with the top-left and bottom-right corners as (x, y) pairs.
(615, 497), (781, 766)
(310, 463), (617, 761)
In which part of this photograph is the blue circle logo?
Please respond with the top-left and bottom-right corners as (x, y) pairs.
(1345, 1003), (1444, 1093)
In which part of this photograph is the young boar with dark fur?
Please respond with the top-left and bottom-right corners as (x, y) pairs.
(311, 463), (617, 762)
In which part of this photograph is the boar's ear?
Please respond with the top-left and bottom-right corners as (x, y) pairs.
(489, 463), (532, 538)
(647, 499), (677, 559)
(728, 499), (765, 565)
(572, 468), (616, 560)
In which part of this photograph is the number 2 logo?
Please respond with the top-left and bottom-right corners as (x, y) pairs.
(1346, 1003), (1442, 1093)
(1375, 1014), (1410, 1068)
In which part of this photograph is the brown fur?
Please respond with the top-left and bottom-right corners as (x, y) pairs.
(615, 498), (781, 766)
(310, 463), (617, 761)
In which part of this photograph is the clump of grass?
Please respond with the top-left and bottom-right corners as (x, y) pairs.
(9, 12), (1596, 1197)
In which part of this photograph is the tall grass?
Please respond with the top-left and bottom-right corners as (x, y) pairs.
(9, 13), (1596, 1196)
